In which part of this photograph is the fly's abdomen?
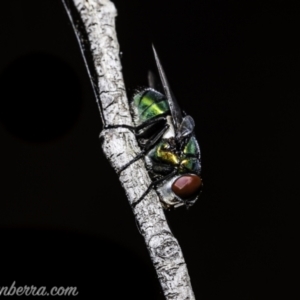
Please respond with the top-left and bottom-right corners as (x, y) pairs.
(132, 89), (169, 124)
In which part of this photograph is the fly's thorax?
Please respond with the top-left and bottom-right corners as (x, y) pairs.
(179, 157), (201, 174)
(147, 134), (201, 172)
(178, 135), (201, 174)
(154, 138), (179, 165)
(146, 136), (201, 174)
(183, 136), (200, 157)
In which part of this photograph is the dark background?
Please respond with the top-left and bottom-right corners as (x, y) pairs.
(0, 0), (296, 299)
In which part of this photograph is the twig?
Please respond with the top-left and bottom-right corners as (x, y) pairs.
(62, 0), (196, 299)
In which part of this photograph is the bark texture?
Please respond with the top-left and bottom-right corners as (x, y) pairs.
(63, 1), (196, 299)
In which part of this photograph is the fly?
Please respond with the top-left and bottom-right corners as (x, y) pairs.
(117, 46), (203, 209)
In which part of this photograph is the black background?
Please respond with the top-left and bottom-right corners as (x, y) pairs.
(0, 0), (296, 299)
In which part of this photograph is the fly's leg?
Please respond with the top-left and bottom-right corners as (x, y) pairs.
(117, 122), (169, 174)
(104, 116), (168, 174)
(104, 115), (167, 137)
(131, 169), (177, 208)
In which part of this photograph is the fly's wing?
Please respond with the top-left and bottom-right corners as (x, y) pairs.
(152, 45), (183, 132)
(62, 0), (104, 123)
(177, 115), (195, 140)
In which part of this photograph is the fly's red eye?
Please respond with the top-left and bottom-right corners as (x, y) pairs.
(171, 175), (202, 199)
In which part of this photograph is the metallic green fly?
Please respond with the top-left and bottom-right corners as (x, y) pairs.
(120, 46), (203, 209)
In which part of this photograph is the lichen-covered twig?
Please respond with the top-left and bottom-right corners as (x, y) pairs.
(62, 0), (195, 298)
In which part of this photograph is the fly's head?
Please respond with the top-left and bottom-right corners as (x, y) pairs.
(146, 118), (202, 209)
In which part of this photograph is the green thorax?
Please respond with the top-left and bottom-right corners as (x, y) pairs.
(149, 136), (200, 174)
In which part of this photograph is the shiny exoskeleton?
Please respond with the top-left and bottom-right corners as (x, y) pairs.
(126, 46), (203, 209)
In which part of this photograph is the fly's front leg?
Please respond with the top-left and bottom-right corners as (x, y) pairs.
(132, 169), (177, 208)
(104, 115), (166, 137)
(117, 122), (169, 174)
(105, 116), (168, 174)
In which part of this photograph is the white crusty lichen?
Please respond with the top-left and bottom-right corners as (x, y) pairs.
(63, 0), (196, 299)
